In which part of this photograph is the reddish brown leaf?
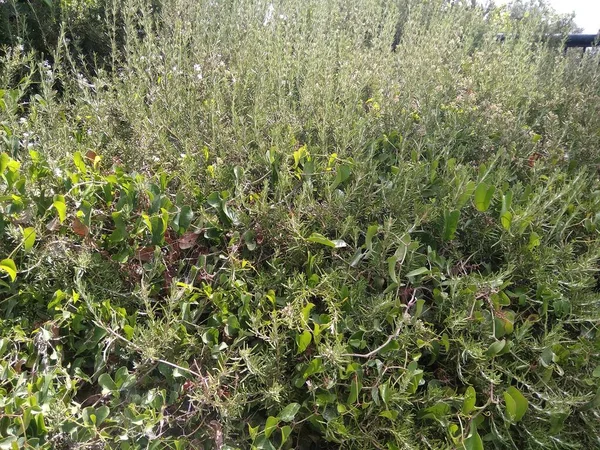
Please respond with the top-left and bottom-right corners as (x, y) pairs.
(178, 231), (199, 250)
(85, 150), (98, 162)
(72, 217), (89, 237)
(135, 246), (155, 262)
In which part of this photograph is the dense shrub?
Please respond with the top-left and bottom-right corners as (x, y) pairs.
(1, 0), (600, 448)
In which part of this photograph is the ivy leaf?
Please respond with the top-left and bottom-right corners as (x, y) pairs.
(462, 386), (476, 415)
(264, 416), (279, 438)
(347, 375), (361, 404)
(279, 403), (301, 422)
(503, 386), (528, 422)
(98, 373), (118, 394)
(52, 196), (67, 223)
(0, 258), (17, 282)
(406, 267), (429, 278)
(22, 227), (36, 252)
(485, 339), (506, 358)
(280, 425), (292, 445)
(463, 428), (483, 450)
(474, 182), (495, 212)
(295, 331), (312, 354)
(73, 151), (87, 173)
(443, 209), (460, 241)
(95, 406), (110, 426)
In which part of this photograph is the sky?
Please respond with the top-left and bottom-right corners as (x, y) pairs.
(494, 0), (600, 33)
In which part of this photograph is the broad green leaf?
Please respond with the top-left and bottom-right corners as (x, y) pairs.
(463, 429), (483, 450)
(279, 403), (301, 422)
(264, 416), (279, 438)
(347, 375), (361, 404)
(22, 227), (35, 252)
(98, 373), (118, 394)
(0, 258), (17, 282)
(331, 164), (351, 190)
(295, 331), (312, 354)
(0, 153), (10, 174)
(379, 410), (398, 420)
(504, 390), (517, 421)
(175, 205), (193, 233)
(248, 424), (259, 440)
(379, 383), (392, 405)
(387, 256), (398, 283)
(504, 386), (528, 422)
(82, 407), (94, 426)
(53, 197), (67, 223)
(95, 406), (110, 426)
(73, 151), (87, 173)
(500, 211), (513, 230)
(365, 224), (378, 250)
(280, 425), (292, 446)
(254, 436), (276, 450)
(593, 366), (600, 378)
(458, 181), (476, 208)
(443, 209), (460, 241)
(528, 232), (541, 250)
(485, 339), (506, 358)
(462, 386), (476, 415)
(307, 232), (347, 248)
(474, 182), (495, 212)
(406, 267), (429, 278)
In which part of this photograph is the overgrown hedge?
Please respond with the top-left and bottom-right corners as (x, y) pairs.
(1, 0), (600, 449)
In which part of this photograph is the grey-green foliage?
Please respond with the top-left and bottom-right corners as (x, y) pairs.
(1, 0), (600, 449)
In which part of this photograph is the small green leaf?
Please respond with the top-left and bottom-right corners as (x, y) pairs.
(593, 366), (600, 378)
(387, 255), (398, 283)
(0, 258), (17, 282)
(52, 197), (67, 224)
(500, 211), (513, 230)
(347, 375), (361, 404)
(73, 151), (87, 173)
(95, 406), (110, 426)
(175, 205), (193, 233)
(463, 428), (483, 450)
(485, 339), (506, 358)
(365, 224), (378, 250)
(474, 182), (495, 212)
(279, 403), (301, 422)
(22, 227), (36, 252)
(98, 373), (118, 394)
(443, 209), (460, 241)
(406, 267), (429, 278)
(0, 153), (10, 174)
(295, 331), (312, 354)
(462, 386), (476, 415)
(264, 416), (279, 438)
(379, 410), (398, 420)
(280, 425), (292, 446)
(528, 232), (541, 250)
(504, 390), (517, 421)
(307, 232), (346, 248)
(248, 424), (259, 440)
(504, 386), (528, 422)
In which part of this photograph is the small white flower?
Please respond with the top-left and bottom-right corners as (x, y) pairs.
(180, 153), (186, 159)
(53, 167), (63, 177)
(193, 64), (201, 72)
(19, 117), (27, 124)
